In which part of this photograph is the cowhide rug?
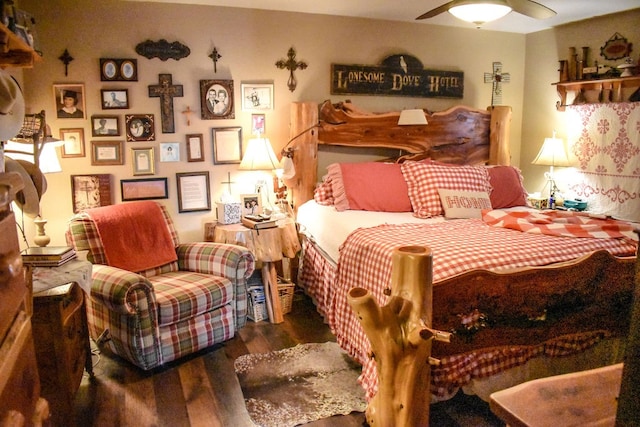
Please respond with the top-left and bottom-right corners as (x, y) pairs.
(234, 341), (367, 427)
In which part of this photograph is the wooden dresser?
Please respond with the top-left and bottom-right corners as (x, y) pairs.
(0, 172), (49, 426)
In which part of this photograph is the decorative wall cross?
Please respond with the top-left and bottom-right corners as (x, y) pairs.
(209, 47), (222, 73)
(484, 62), (510, 106)
(181, 106), (193, 126)
(58, 49), (74, 76)
(148, 74), (183, 133)
(276, 47), (308, 92)
(221, 172), (236, 194)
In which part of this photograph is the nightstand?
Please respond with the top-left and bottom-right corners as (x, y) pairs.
(31, 280), (93, 427)
(208, 218), (300, 323)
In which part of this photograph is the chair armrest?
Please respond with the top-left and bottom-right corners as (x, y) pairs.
(91, 264), (157, 315)
(176, 242), (255, 279)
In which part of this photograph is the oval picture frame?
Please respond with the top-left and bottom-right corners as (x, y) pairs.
(101, 59), (117, 80)
(121, 60), (137, 81)
(600, 33), (632, 61)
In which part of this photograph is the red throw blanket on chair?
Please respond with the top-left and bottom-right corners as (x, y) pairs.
(87, 201), (178, 272)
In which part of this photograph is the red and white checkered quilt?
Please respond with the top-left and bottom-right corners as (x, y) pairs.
(314, 218), (637, 400)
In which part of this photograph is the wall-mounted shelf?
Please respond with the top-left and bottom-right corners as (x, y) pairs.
(0, 22), (42, 68)
(553, 76), (640, 111)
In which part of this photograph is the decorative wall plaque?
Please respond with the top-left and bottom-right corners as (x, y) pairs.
(600, 33), (632, 61)
(135, 39), (190, 61)
(331, 54), (463, 99)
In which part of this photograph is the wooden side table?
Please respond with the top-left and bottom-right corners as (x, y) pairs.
(209, 218), (300, 324)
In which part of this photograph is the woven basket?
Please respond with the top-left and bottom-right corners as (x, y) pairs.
(278, 281), (295, 315)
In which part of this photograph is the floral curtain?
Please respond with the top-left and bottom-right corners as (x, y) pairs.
(565, 102), (640, 222)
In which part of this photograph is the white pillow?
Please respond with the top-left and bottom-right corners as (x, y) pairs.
(437, 188), (492, 219)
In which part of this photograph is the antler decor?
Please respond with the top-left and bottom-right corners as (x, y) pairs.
(348, 245), (450, 427)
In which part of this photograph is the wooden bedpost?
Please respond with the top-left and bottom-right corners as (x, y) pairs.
(488, 105), (512, 165)
(285, 101), (318, 212)
(347, 246), (450, 427)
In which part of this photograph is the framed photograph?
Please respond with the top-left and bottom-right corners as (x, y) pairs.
(200, 79), (234, 120)
(131, 147), (154, 175)
(186, 134), (204, 162)
(101, 89), (129, 109)
(100, 58), (138, 81)
(251, 114), (265, 136)
(91, 140), (123, 166)
(53, 83), (86, 119)
(121, 178), (168, 201)
(241, 82), (274, 111)
(159, 142), (180, 162)
(71, 174), (112, 213)
(212, 126), (242, 165)
(125, 114), (155, 141)
(240, 193), (262, 216)
(176, 171), (211, 213)
(59, 128), (85, 158)
(91, 115), (120, 136)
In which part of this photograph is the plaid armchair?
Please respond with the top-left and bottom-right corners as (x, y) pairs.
(66, 201), (255, 370)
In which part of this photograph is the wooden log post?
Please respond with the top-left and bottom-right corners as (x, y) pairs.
(347, 246), (450, 427)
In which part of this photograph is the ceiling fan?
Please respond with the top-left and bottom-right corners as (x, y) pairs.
(416, 0), (556, 27)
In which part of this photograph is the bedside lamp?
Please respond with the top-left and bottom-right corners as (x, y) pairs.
(531, 131), (570, 204)
(239, 135), (280, 215)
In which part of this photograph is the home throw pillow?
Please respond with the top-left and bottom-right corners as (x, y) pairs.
(438, 188), (492, 219)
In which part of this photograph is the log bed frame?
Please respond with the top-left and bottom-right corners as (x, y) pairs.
(284, 100), (636, 426)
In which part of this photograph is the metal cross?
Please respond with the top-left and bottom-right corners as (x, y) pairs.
(58, 49), (74, 76)
(209, 47), (222, 73)
(484, 62), (510, 106)
(220, 172), (237, 194)
(275, 47), (308, 92)
(148, 74), (184, 133)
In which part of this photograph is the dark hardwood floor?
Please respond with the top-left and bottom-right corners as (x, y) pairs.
(74, 289), (505, 427)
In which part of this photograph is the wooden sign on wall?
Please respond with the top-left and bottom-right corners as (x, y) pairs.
(331, 54), (463, 98)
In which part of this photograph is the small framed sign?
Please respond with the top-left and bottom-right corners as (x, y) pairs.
(176, 171), (211, 213)
(186, 133), (204, 162)
(131, 147), (155, 175)
(91, 140), (123, 166)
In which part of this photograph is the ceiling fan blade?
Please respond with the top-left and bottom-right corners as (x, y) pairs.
(507, 0), (556, 19)
(416, 2), (454, 20)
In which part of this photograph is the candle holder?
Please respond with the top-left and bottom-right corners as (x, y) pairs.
(33, 216), (51, 247)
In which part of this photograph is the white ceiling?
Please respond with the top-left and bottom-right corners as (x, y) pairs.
(131, 0), (639, 33)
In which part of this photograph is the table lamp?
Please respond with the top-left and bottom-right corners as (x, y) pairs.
(531, 131), (570, 205)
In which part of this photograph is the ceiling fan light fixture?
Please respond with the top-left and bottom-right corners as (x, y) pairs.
(449, 0), (512, 27)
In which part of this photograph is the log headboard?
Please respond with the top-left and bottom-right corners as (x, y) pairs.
(284, 100), (512, 211)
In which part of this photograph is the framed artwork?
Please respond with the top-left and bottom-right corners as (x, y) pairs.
(101, 89), (129, 109)
(91, 115), (120, 136)
(125, 114), (155, 141)
(241, 82), (274, 111)
(121, 178), (168, 201)
(71, 174), (112, 213)
(186, 133), (204, 162)
(90, 140), (123, 166)
(100, 58), (138, 81)
(200, 79), (234, 120)
(240, 193), (262, 216)
(131, 147), (154, 175)
(251, 114), (265, 136)
(212, 127), (242, 165)
(59, 128), (85, 158)
(159, 142), (180, 162)
(53, 83), (86, 119)
(176, 171), (211, 213)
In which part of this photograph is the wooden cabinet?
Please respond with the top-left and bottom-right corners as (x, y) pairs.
(32, 282), (93, 427)
(553, 76), (640, 111)
(0, 173), (49, 426)
(0, 22), (41, 68)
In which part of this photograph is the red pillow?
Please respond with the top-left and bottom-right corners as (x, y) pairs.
(486, 166), (528, 208)
(328, 162), (412, 212)
(401, 161), (492, 218)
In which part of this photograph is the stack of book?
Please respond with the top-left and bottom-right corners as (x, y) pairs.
(241, 216), (278, 230)
(21, 246), (77, 267)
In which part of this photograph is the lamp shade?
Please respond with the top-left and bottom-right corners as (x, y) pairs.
(398, 109), (428, 125)
(531, 136), (570, 167)
(449, 0), (512, 26)
(239, 137), (279, 170)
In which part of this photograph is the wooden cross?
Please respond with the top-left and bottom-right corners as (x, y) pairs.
(181, 106), (193, 126)
(148, 74), (183, 133)
(484, 62), (510, 106)
(275, 47), (308, 92)
(221, 172), (236, 194)
(58, 49), (74, 76)
(209, 47), (222, 73)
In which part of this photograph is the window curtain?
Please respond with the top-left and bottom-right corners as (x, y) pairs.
(565, 102), (640, 222)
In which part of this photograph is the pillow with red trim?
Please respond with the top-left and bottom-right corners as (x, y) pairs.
(313, 175), (334, 205)
(400, 161), (492, 218)
(485, 165), (529, 208)
(327, 162), (412, 212)
(438, 188), (492, 219)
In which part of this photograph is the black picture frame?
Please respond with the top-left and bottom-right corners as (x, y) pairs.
(100, 58), (138, 81)
(176, 171), (211, 213)
(91, 115), (120, 136)
(125, 114), (155, 141)
(121, 178), (168, 201)
(101, 89), (129, 109)
(200, 79), (234, 120)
